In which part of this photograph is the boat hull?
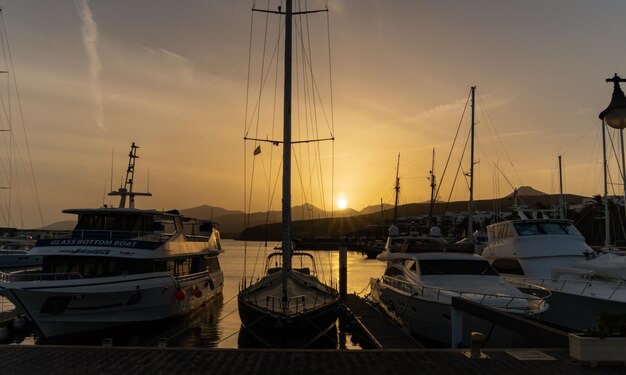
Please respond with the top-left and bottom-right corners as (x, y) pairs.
(370, 278), (530, 347)
(1, 271), (223, 340)
(237, 294), (338, 348)
(523, 281), (626, 332)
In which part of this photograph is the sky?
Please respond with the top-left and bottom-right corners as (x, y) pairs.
(1, 0), (626, 228)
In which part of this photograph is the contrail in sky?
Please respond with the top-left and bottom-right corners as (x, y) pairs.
(76, 0), (105, 129)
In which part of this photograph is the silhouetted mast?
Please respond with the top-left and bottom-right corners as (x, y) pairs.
(393, 153), (400, 225)
(108, 142), (151, 209)
(468, 86), (476, 241)
(427, 148), (436, 228)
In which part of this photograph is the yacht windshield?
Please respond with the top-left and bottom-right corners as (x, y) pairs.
(419, 259), (498, 276)
(75, 214), (156, 233)
(513, 222), (576, 236)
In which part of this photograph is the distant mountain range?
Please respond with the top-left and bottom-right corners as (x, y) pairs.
(38, 186), (588, 237)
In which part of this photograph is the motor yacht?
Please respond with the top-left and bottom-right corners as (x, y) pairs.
(370, 225), (548, 346)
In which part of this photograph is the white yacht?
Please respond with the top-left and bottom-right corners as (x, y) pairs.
(481, 216), (626, 332)
(0, 143), (224, 341)
(370, 225), (548, 346)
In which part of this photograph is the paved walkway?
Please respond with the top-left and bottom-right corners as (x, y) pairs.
(0, 346), (623, 375)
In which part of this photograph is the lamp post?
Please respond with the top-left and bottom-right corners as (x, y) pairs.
(599, 74), (626, 248)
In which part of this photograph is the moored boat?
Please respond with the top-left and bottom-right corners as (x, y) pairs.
(237, 0), (339, 347)
(369, 224), (548, 347)
(481, 215), (626, 332)
(0, 143), (224, 341)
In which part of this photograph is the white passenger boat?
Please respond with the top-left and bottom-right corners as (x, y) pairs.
(370, 225), (548, 346)
(482, 216), (626, 332)
(0, 143), (224, 341)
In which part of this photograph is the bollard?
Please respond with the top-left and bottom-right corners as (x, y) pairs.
(339, 242), (347, 299)
(460, 331), (489, 359)
(450, 307), (462, 348)
(102, 338), (113, 347)
(158, 337), (168, 348)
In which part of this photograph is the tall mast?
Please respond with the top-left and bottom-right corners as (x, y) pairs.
(427, 148), (436, 228)
(558, 155), (565, 219)
(108, 142), (151, 208)
(281, 0), (293, 305)
(393, 153), (400, 225)
(468, 86), (476, 241)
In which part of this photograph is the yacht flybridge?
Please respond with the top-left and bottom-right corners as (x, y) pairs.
(0, 143), (224, 341)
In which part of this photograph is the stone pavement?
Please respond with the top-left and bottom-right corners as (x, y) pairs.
(0, 346), (624, 375)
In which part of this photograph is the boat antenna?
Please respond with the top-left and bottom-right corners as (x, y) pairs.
(427, 148), (436, 228)
(468, 86), (476, 242)
(558, 155), (565, 219)
(108, 142), (151, 208)
(393, 153), (400, 225)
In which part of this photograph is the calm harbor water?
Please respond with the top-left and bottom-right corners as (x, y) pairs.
(2, 239), (385, 349)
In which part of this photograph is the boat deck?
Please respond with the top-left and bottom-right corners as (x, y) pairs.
(0, 346), (618, 374)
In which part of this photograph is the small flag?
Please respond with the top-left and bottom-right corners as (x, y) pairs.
(253, 145), (261, 155)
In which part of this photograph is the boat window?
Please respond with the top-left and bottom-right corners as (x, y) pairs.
(565, 224), (582, 235)
(75, 213), (156, 233)
(175, 258), (192, 276)
(491, 258), (525, 275)
(42, 256), (152, 278)
(514, 223), (542, 236)
(404, 259), (417, 271)
(541, 223), (568, 234)
(384, 267), (403, 277)
(418, 259), (498, 276)
(514, 222), (573, 236)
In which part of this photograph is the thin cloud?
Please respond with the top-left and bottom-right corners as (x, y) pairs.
(76, 0), (105, 130)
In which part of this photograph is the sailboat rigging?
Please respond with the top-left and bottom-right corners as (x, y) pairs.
(238, 0), (339, 347)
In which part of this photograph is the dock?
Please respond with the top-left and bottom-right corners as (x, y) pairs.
(0, 346), (620, 375)
(340, 294), (423, 349)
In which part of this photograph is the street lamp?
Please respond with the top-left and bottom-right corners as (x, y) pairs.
(599, 73), (626, 248)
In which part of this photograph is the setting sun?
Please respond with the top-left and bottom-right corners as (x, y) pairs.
(337, 197), (348, 210)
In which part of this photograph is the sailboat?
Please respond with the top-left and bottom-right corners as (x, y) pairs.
(237, 0), (339, 347)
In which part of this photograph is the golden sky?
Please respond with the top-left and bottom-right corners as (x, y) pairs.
(2, 0), (626, 228)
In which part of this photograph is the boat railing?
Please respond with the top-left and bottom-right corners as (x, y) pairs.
(382, 275), (547, 314)
(509, 276), (626, 301)
(176, 271), (209, 283)
(265, 294), (307, 314)
(0, 271), (83, 282)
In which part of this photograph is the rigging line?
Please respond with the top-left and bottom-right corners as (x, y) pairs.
(1, 10), (44, 227)
(251, 0), (272, 144)
(443, 107), (472, 213)
(477, 92), (522, 188)
(244, 11), (283, 138)
(562, 120), (599, 157)
(492, 161), (516, 192)
(435, 89), (471, 208)
(326, 5), (335, 137)
(243, 7), (255, 140)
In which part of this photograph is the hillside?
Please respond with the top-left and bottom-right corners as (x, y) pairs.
(38, 187), (590, 238)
